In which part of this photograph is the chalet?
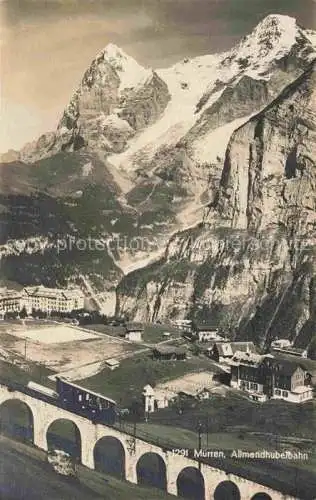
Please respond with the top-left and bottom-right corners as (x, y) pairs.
(193, 323), (221, 342)
(124, 322), (144, 342)
(262, 358), (313, 402)
(230, 351), (269, 402)
(231, 355), (313, 403)
(173, 319), (192, 334)
(152, 346), (187, 361)
(210, 341), (257, 362)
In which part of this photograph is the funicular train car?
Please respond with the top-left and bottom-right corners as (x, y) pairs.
(56, 377), (117, 426)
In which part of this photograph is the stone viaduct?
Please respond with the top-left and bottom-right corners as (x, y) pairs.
(0, 382), (296, 500)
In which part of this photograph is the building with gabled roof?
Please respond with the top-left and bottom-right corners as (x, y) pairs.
(124, 322), (144, 341)
(193, 322), (222, 342)
(231, 354), (313, 403)
(152, 345), (187, 360)
(210, 341), (257, 362)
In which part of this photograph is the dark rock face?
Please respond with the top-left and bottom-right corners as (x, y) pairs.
(186, 76), (270, 145)
(119, 72), (170, 130)
(216, 60), (316, 232)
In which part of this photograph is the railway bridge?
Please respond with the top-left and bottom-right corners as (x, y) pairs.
(0, 381), (296, 500)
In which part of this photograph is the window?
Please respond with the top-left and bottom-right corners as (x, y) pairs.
(78, 394), (82, 402)
(282, 391), (288, 398)
(275, 389), (281, 396)
(250, 383), (258, 391)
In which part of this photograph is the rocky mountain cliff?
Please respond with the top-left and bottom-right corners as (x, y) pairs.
(1, 15), (316, 338)
(117, 59), (316, 349)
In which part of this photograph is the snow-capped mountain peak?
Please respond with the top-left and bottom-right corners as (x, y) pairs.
(228, 15), (311, 71)
(244, 14), (298, 53)
(98, 43), (153, 92)
(254, 14), (297, 40)
(101, 42), (127, 59)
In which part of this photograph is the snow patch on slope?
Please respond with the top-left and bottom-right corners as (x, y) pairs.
(305, 29), (316, 48)
(192, 115), (255, 164)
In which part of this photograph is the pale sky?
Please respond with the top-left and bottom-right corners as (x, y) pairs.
(1, 0), (315, 154)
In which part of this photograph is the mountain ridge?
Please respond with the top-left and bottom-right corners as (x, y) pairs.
(1, 14), (316, 347)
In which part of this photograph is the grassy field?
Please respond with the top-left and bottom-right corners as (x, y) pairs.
(78, 353), (216, 406)
(0, 358), (56, 388)
(141, 323), (180, 343)
(82, 322), (181, 344)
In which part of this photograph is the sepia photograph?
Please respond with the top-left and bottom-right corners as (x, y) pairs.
(0, 1), (315, 499)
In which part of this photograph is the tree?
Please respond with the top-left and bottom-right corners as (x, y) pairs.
(19, 306), (28, 319)
(308, 335), (316, 360)
(4, 311), (19, 320)
(191, 343), (202, 356)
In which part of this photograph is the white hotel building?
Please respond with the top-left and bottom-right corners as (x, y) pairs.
(0, 286), (84, 315)
(23, 286), (84, 314)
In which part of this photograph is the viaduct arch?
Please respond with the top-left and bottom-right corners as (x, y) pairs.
(0, 383), (296, 500)
(136, 452), (167, 490)
(46, 418), (82, 460)
(214, 480), (241, 499)
(94, 436), (126, 478)
(177, 466), (205, 500)
(0, 398), (34, 443)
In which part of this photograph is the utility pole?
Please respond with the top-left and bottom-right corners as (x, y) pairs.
(205, 416), (209, 448)
(197, 421), (202, 471)
(24, 338), (27, 359)
(133, 418), (137, 440)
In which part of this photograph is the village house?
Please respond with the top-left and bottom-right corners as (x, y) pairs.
(230, 351), (270, 402)
(124, 322), (144, 342)
(263, 358), (313, 402)
(210, 341), (257, 363)
(152, 345), (187, 361)
(173, 319), (193, 334)
(231, 354), (313, 403)
(193, 323), (221, 342)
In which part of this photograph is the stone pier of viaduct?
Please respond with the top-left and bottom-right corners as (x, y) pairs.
(0, 383), (296, 500)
